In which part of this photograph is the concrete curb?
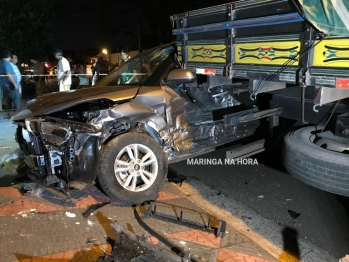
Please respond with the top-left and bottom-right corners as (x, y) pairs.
(171, 178), (336, 262)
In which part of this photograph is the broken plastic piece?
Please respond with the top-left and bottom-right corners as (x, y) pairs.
(216, 220), (227, 238)
(100, 221), (190, 262)
(86, 237), (97, 244)
(82, 202), (110, 218)
(65, 211), (76, 218)
(287, 210), (300, 219)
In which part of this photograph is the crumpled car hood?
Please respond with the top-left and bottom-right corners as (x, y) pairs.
(12, 85), (139, 121)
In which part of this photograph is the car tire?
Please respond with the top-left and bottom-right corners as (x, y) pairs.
(283, 126), (349, 196)
(97, 132), (168, 204)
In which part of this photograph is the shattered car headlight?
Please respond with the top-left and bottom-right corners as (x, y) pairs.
(25, 118), (44, 133)
(40, 122), (71, 145)
(25, 118), (71, 146)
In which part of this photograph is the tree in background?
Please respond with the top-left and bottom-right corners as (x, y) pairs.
(136, 0), (228, 47)
(0, 0), (55, 61)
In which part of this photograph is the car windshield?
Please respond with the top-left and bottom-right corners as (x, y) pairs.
(95, 44), (175, 87)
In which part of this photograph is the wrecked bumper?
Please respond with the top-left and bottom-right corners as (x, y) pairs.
(16, 117), (102, 186)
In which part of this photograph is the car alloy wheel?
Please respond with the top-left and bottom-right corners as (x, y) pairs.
(97, 132), (167, 204)
(114, 144), (158, 192)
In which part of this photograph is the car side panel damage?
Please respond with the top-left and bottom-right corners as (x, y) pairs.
(161, 81), (260, 163)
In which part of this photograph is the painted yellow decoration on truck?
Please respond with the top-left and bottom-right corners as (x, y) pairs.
(312, 39), (349, 67)
(235, 41), (300, 65)
(188, 45), (227, 63)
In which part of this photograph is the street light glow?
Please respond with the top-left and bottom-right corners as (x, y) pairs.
(102, 48), (108, 54)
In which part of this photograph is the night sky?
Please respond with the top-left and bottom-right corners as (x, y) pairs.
(53, 0), (228, 52)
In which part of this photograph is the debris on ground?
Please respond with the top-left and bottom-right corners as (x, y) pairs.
(97, 221), (189, 262)
(287, 209), (301, 219)
(0, 148), (25, 174)
(69, 181), (88, 190)
(65, 211), (76, 218)
(13, 182), (39, 194)
(82, 202), (110, 218)
(86, 237), (98, 244)
(258, 195), (264, 199)
(17, 211), (28, 218)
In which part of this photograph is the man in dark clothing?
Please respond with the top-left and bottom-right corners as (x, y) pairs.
(92, 54), (116, 82)
(0, 50), (20, 109)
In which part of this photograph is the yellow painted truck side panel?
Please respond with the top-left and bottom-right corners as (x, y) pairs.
(235, 41), (300, 66)
(187, 45), (227, 63)
(312, 39), (349, 67)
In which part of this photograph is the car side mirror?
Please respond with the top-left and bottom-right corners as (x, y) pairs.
(163, 69), (195, 85)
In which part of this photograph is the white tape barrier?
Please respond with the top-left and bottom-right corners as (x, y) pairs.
(0, 73), (102, 77)
(0, 73), (147, 77)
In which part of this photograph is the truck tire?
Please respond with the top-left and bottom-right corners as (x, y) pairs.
(283, 126), (349, 196)
(97, 132), (167, 205)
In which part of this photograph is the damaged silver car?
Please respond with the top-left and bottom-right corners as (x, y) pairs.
(12, 43), (256, 204)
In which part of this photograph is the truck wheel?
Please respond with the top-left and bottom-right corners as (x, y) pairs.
(98, 132), (167, 204)
(283, 126), (349, 196)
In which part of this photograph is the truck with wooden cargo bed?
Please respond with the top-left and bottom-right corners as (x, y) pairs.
(170, 0), (349, 196)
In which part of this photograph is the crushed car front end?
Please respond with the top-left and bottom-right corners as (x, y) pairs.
(12, 43), (177, 202)
(15, 116), (102, 191)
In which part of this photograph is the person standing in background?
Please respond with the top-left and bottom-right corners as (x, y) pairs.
(92, 54), (116, 83)
(90, 59), (95, 75)
(90, 59), (96, 86)
(10, 54), (21, 97)
(30, 57), (45, 96)
(54, 49), (71, 91)
(78, 64), (89, 86)
(0, 50), (20, 109)
(5, 54), (22, 110)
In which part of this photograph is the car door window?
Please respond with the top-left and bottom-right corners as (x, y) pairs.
(95, 45), (175, 87)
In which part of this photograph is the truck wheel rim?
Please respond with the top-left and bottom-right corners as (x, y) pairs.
(114, 143), (158, 192)
(312, 133), (349, 154)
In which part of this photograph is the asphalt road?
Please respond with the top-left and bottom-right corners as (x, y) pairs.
(169, 146), (349, 260)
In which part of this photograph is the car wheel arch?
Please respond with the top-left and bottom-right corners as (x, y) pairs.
(100, 107), (170, 146)
(102, 119), (166, 146)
